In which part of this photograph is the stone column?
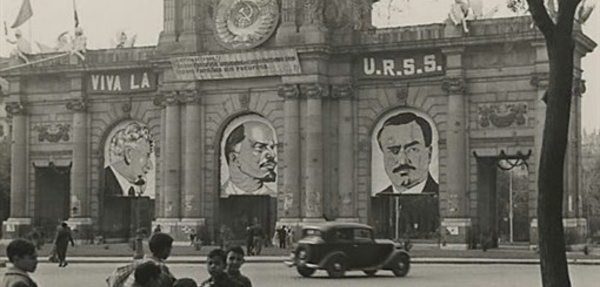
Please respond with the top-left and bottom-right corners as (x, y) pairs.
(441, 47), (470, 249)
(180, 0), (199, 51)
(332, 85), (356, 220)
(181, 90), (205, 233)
(154, 92), (182, 236)
(301, 84), (327, 221)
(2, 102), (31, 239)
(278, 85), (301, 225)
(276, 0), (298, 44)
(66, 98), (93, 238)
(158, 0), (177, 45)
(300, 0), (328, 44)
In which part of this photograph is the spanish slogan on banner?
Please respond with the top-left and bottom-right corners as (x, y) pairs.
(170, 49), (302, 80)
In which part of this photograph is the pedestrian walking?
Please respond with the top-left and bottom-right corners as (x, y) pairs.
(1, 239), (39, 287)
(277, 226), (287, 249)
(251, 223), (264, 256)
(54, 222), (75, 267)
(245, 225), (254, 256)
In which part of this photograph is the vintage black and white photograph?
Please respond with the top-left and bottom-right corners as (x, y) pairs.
(0, 0), (599, 286)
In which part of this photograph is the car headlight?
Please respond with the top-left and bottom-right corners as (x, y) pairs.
(298, 250), (307, 259)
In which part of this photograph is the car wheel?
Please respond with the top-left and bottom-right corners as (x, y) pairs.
(363, 269), (378, 277)
(391, 254), (410, 277)
(326, 254), (347, 278)
(297, 266), (316, 277)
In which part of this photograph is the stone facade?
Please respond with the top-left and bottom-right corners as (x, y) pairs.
(0, 0), (596, 248)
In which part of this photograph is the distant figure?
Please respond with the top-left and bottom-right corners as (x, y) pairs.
(26, 227), (44, 250)
(277, 226), (287, 249)
(286, 227), (294, 248)
(245, 225), (254, 256)
(71, 27), (87, 60)
(1, 239), (39, 287)
(219, 224), (232, 250)
(5, 29), (31, 63)
(153, 225), (162, 234)
(54, 222), (75, 267)
(55, 31), (72, 52)
(115, 31), (137, 48)
(251, 221), (265, 256)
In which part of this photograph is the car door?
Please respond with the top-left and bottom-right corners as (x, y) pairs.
(332, 228), (355, 264)
(350, 228), (379, 268)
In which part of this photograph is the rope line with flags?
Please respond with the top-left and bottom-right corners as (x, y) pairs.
(11, 0), (33, 29)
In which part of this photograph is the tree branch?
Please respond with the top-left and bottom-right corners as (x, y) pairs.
(526, 0), (555, 37)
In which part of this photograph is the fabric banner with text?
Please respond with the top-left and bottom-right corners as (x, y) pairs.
(171, 49), (302, 80)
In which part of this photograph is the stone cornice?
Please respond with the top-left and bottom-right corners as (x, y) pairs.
(300, 83), (329, 99)
(278, 84), (300, 100)
(66, 98), (87, 112)
(441, 78), (465, 94)
(181, 90), (202, 105)
(530, 73), (549, 89)
(5, 102), (26, 116)
(573, 78), (586, 97)
(331, 85), (354, 100)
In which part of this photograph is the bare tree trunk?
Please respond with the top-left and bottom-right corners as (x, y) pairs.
(526, 0), (581, 286)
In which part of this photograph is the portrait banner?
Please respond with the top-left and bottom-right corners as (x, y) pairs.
(371, 109), (439, 196)
(220, 114), (278, 197)
(103, 120), (156, 199)
(170, 48), (301, 81)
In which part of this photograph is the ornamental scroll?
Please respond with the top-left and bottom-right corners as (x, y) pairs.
(478, 102), (528, 128)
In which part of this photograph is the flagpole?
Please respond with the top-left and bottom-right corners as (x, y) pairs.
(29, 0), (33, 53)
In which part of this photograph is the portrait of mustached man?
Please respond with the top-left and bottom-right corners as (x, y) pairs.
(222, 120), (278, 196)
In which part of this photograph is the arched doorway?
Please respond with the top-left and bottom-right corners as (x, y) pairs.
(217, 114), (278, 246)
(475, 150), (531, 248)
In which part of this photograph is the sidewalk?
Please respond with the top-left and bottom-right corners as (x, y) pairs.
(1, 243), (600, 266)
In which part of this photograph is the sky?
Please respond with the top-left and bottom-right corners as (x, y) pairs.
(0, 0), (598, 131)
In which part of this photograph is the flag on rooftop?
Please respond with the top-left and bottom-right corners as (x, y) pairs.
(73, 0), (80, 28)
(11, 0), (33, 29)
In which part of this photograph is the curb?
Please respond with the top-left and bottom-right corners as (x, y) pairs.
(2, 257), (597, 266)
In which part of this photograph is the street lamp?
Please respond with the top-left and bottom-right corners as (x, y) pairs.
(498, 158), (527, 244)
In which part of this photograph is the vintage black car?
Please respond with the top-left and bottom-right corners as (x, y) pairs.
(284, 222), (410, 278)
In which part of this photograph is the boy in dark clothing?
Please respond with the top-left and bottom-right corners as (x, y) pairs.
(1, 239), (39, 287)
(226, 246), (252, 287)
(133, 261), (162, 287)
(199, 249), (239, 287)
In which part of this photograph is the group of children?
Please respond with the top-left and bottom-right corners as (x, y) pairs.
(1, 234), (253, 287)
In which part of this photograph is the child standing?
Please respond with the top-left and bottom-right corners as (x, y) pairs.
(1, 239), (39, 287)
(199, 249), (239, 287)
(225, 247), (252, 287)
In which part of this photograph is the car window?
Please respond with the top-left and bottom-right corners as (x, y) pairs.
(303, 229), (321, 238)
(334, 228), (353, 242)
(354, 228), (373, 242)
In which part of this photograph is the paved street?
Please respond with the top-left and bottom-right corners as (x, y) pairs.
(2, 262), (599, 287)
